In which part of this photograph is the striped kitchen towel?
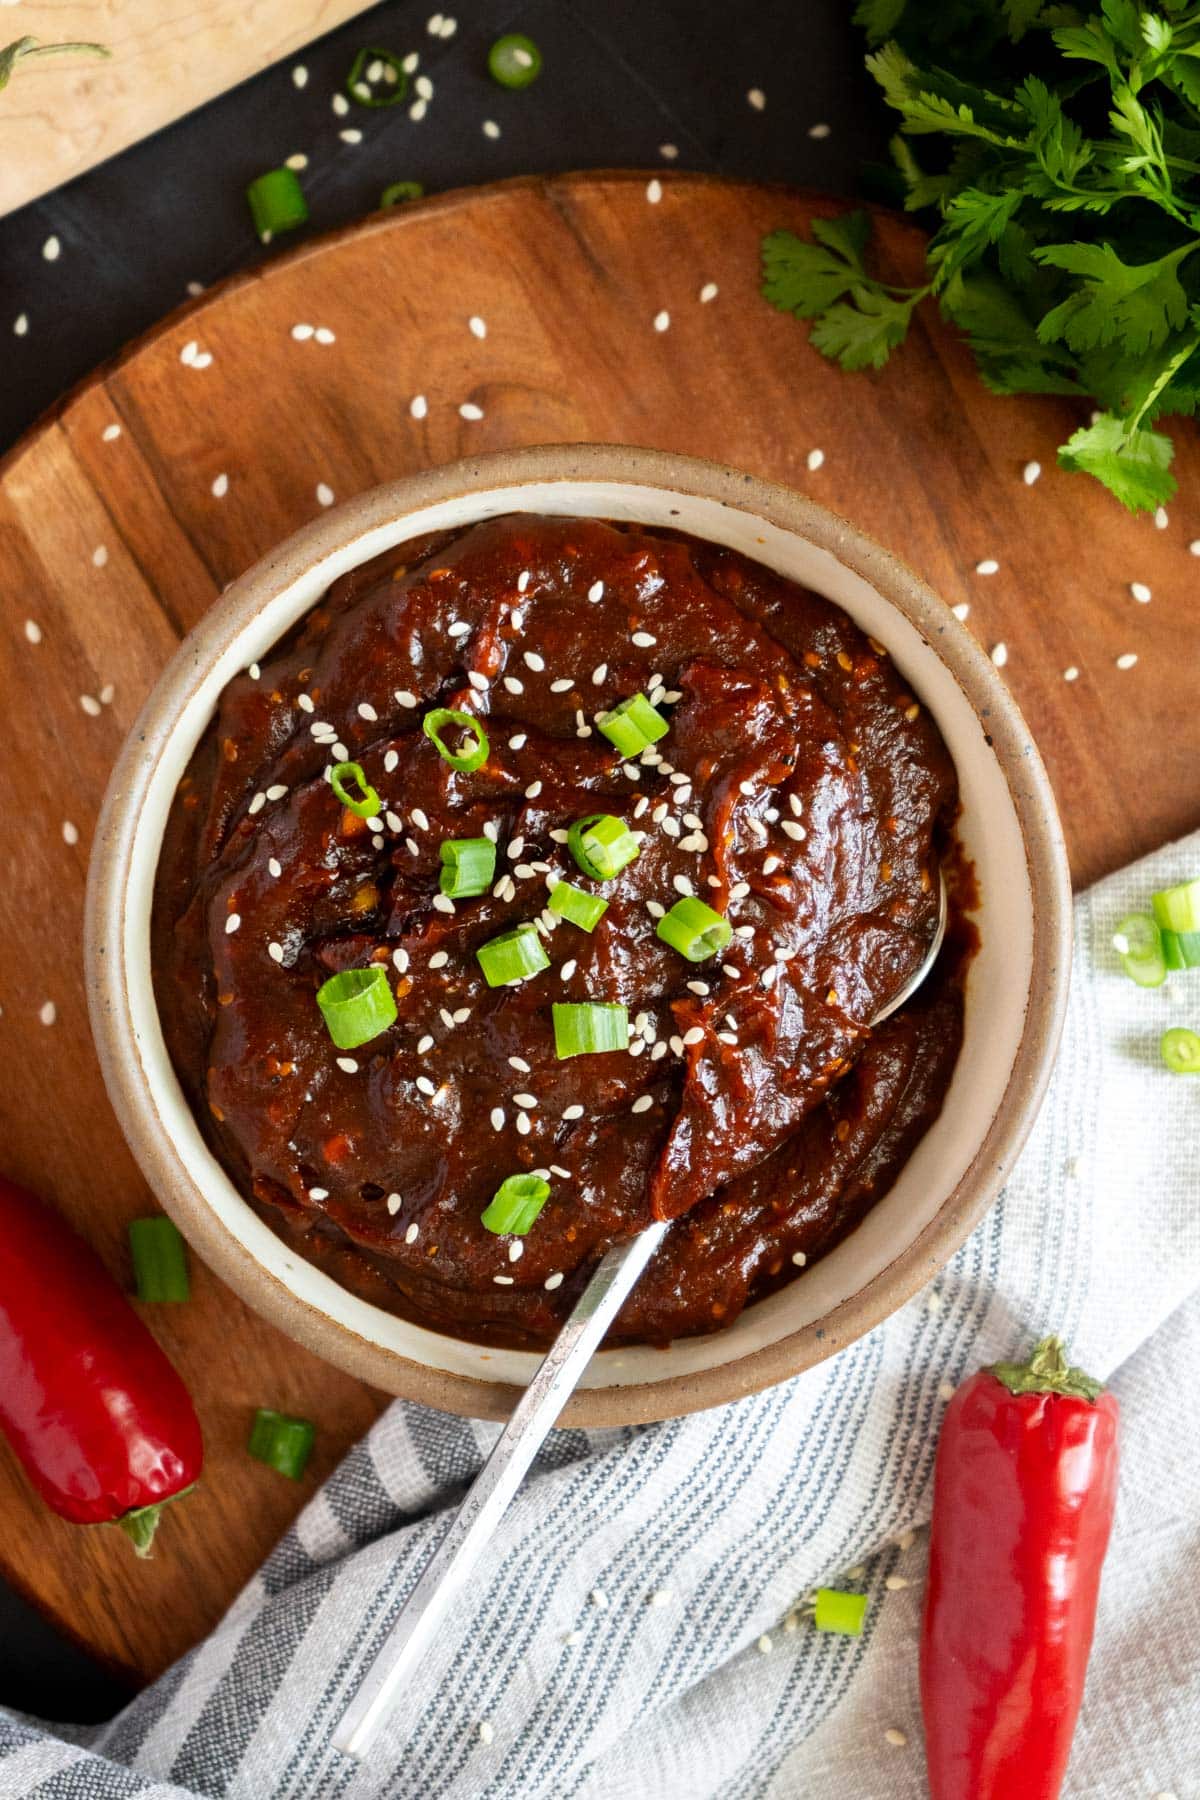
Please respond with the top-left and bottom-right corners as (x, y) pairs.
(2, 831), (1198, 1800)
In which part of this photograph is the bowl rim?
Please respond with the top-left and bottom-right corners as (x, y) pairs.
(85, 442), (1072, 1425)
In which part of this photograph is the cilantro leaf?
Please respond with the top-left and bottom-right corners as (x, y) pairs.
(809, 290), (923, 369)
(1035, 240), (1195, 353)
(1057, 412), (1176, 509)
(761, 226), (867, 318)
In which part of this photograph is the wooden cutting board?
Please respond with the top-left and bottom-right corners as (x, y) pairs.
(0, 172), (1196, 1690)
(0, 0), (373, 215)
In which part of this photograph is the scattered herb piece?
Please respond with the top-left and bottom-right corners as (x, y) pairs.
(248, 1408), (315, 1480)
(813, 1588), (869, 1636)
(567, 814), (640, 881)
(488, 33), (543, 89)
(346, 46), (409, 107)
(316, 966), (397, 1049)
(481, 1173), (550, 1235)
(246, 167), (309, 240)
(1161, 1025), (1200, 1073)
(330, 761), (380, 819)
(657, 895), (733, 962)
(553, 1001), (629, 1059)
(548, 881), (608, 932)
(0, 36), (108, 95)
(477, 923), (550, 987)
(381, 181), (425, 207)
(129, 1217), (190, 1304)
(439, 836), (496, 898)
(423, 707), (489, 772)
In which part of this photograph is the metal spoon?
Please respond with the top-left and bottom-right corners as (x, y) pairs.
(333, 873), (948, 1759)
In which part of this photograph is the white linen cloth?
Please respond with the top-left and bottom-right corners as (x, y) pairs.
(1, 833), (1198, 1800)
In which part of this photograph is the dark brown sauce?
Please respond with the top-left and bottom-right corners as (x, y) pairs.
(152, 515), (969, 1350)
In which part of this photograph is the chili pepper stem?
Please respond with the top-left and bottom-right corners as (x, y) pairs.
(112, 1483), (196, 1558)
(989, 1334), (1104, 1403)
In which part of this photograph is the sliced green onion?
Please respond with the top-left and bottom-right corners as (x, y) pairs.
(481, 1173), (551, 1235)
(656, 895), (733, 962)
(548, 881), (608, 932)
(597, 691), (670, 759)
(129, 1217), (190, 1304)
(477, 923), (550, 987)
(813, 1588), (868, 1636)
(487, 33), (543, 88)
(1112, 912), (1167, 988)
(423, 707), (489, 772)
(245, 168), (309, 239)
(346, 46), (410, 107)
(1164, 928), (1200, 969)
(330, 761), (380, 819)
(381, 180), (424, 207)
(316, 966), (397, 1048)
(439, 836), (496, 898)
(553, 1001), (629, 1059)
(1161, 1026), (1200, 1074)
(247, 1408), (315, 1481)
(1152, 878), (1200, 935)
(567, 813), (640, 881)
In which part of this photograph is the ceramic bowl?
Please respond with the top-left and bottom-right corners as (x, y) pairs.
(86, 444), (1071, 1425)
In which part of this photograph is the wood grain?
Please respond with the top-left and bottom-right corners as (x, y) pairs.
(0, 172), (1196, 1688)
(0, 0), (373, 215)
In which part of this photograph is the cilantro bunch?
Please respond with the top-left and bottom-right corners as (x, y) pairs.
(762, 0), (1200, 510)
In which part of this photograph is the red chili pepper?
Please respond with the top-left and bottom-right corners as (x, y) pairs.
(921, 1334), (1119, 1800)
(0, 1176), (203, 1555)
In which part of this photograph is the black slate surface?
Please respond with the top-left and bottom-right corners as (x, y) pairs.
(0, 0), (888, 1721)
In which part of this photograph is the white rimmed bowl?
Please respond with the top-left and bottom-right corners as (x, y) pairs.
(86, 444), (1071, 1424)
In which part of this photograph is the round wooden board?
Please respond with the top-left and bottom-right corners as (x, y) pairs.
(1, 171), (1196, 1688)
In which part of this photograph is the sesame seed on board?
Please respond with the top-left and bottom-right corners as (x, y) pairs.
(646, 179), (663, 204)
(653, 310), (670, 332)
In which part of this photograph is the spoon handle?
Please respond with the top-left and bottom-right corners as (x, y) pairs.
(332, 1218), (670, 1760)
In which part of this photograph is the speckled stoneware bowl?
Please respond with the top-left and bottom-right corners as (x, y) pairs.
(86, 444), (1072, 1425)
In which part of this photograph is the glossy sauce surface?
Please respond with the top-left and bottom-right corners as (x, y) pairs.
(153, 516), (964, 1348)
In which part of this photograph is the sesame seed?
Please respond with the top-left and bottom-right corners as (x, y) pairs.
(13, 313), (28, 337)
(660, 143), (679, 160)
(43, 235), (61, 262)
(409, 394), (429, 422)
(515, 1113), (531, 1137)
(513, 1092), (537, 1109)
(411, 807), (430, 831)
(791, 1250), (807, 1267)
(508, 1241), (523, 1263)
(991, 642), (1009, 667)
(808, 120), (832, 138)
(1190, 541), (1200, 556)
(646, 179), (663, 204)
(587, 580), (605, 603)
(503, 676), (523, 695)
(550, 677), (574, 694)
(268, 858), (282, 878)
(885, 1575), (912, 1591)
(524, 780), (543, 800)
(672, 874), (695, 896)
(509, 733), (528, 750)
(292, 64), (308, 87)
(682, 1026), (705, 1047)
(248, 792), (266, 815)
(747, 87), (766, 110)
(1064, 666), (1080, 682)
(92, 545), (108, 568)
(39, 1001), (56, 1026)
(448, 620), (472, 640)
(332, 92), (350, 116)
(976, 558), (1000, 576)
(316, 483), (335, 507)
(1116, 652), (1138, 669)
(210, 472), (229, 499)
(468, 315), (487, 339)
(493, 1272), (514, 1284)
(590, 1588), (608, 1609)
(781, 820), (806, 841)
(591, 663), (608, 685)
(560, 959), (578, 981)
(1155, 505), (1169, 529)
(545, 1271), (564, 1290)
(478, 1720), (495, 1745)
(433, 894), (456, 914)
(337, 1057), (359, 1074)
(806, 448), (825, 472)
(884, 1729), (908, 1748)
(438, 1008), (455, 1030)
(224, 913), (241, 934)
(459, 402), (484, 421)
(291, 324), (315, 343)
(631, 631), (657, 647)
(653, 310), (670, 332)
(285, 154), (308, 172)
(308, 1187), (329, 1201)
(416, 1075), (438, 1097)
(699, 282), (719, 303)
(507, 836), (524, 861)
(415, 74), (434, 99)
(1130, 581), (1152, 603)
(340, 128), (363, 145)
(483, 119), (501, 139)
(1023, 460), (1041, 485)
(562, 1103), (584, 1121)
(102, 423), (121, 442)
(490, 1107), (506, 1132)
(951, 602), (970, 622)
(395, 689), (417, 708)
(938, 1380), (956, 1401)
(757, 1634), (772, 1654)
(631, 1095), (654, 1115)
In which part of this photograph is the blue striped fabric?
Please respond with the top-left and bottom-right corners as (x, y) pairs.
(2, 832), (1198, 1800)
